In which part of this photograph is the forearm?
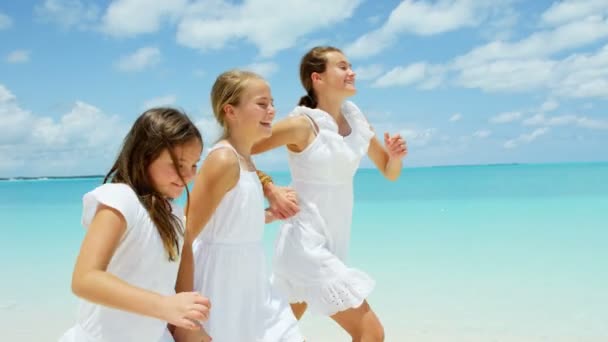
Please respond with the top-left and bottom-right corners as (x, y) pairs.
(383, 157), (403, 181)
(175, 239), (195, 293)
(72, 270), (165, 320)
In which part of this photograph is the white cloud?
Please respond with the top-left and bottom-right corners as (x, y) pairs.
(552, 44), (608, 98)
(400, 127), (437, 147)
(354, 64), (384, 81)
(472, 129), (491, 138)
(449, 113), (462, 122)
(35, 0), (100, 30)
(345, 0), (507, 58)
(490, 111), (522, 124)
(457, 58), (556, 92)
(6, 50), (30, 64)
(373, 62), (445, 88)
(504, 128), (549, 149)
(0, 84), (126, 177)
(176, 0), (360, 57)
(244, 62), (279, 78)
(0, 12), (13, 30)
(101, 0), (188, 37)
(115, 47), (161, 72)
(0, 85), (33, 144)
(193, 69), (206, 78)
(540, 99), (559, 112)
(454, 15), (608, 69)
(541, 0), (608, 26)
(195, 116), (223, 148)
(523, 113), (608, 130)
(142, 95), (177, 110)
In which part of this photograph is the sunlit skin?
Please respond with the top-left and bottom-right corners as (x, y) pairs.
(148, 138), (203, 199)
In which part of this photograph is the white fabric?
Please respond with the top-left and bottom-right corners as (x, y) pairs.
(192, 143), (302, 342)
(59, 183), (183, 342)
(273, 101), (377, 316)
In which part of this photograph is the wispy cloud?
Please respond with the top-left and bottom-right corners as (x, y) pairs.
(0, 83), (125, 177)
(115, 47), (161, 72)
(523, 114), (608, 130)
(540, 0), (608, 26)
(6, 50), (30, 64)
(473, 129), (492, 138)
(355, 64), (384, 81)
(244, 62), (279, 78)
(373, 62), (445, 89)
(345, 0), (511, 58)
(0, 11), (13, 30)
(177, 0), (360, 57)
(490, 111), (522, 124)
(142, 95), (177, 110)
(449, 113), (462, 122)
(101, 0), (187, 37)
(504, 128), (549, 149)
(35, 0), (100, 30)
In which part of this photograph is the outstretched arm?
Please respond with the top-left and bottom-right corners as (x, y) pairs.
(256, 170), (299, 221)
(368, 132), (408, 181)
(252, 114), (314, 154)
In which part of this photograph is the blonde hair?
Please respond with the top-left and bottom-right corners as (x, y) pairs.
(210, 69), (265, 138)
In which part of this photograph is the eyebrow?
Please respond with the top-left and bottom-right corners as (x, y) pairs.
(256, 96), (274, 101)
(337, 60), (352, 67)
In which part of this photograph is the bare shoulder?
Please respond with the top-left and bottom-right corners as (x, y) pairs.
(199, 147), (240, 187)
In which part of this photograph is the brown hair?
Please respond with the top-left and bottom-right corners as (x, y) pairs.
(298, 46), (342, 108)
(210, 69), (265, 138)
(103, 107), (202, 261)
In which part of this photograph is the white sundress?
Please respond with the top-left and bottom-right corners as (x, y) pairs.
(59, 183), (182, 342)
(192, 143), (302, 342)
(273, 101), (376, 316)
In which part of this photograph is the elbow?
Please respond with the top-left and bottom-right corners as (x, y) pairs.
(383, 169), (402, 182)
(386, 174), (399, 182)
(71, 272), (86, 298)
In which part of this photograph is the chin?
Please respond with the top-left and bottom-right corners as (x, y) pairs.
(258, 127), (272, 138)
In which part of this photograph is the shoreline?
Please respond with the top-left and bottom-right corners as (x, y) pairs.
(1, 160), (607, 181)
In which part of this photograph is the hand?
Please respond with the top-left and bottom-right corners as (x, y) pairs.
(173, 326), (213, 342)
(160, 292), (210, 330)
(384, 132), (407, 160)
(264, 184), (299, 220)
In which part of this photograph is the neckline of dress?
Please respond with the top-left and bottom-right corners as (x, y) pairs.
(314, 106), (353, 139)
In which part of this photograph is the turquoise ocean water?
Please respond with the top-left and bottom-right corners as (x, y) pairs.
(1, 162), (607, 341)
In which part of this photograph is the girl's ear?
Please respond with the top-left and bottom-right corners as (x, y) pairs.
(223, 104), (235, 120)
(311, 72), (321, 82)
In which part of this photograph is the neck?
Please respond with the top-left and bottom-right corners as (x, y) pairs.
(224, 133), (254, 159)
(316, 93), (345, 119)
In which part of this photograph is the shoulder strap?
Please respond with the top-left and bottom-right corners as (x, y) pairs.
(208, 143), (243, 169)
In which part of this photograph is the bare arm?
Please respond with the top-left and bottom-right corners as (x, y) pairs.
(175, 149), (240, 293)
(367, 132), (408, 181)
(252, 115), (314, 154)
(71, 205), (208, 330)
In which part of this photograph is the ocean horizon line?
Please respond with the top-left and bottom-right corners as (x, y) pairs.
(1, 160), (606, 181)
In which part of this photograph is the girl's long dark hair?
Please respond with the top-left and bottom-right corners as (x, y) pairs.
(104, 107), (202, 261)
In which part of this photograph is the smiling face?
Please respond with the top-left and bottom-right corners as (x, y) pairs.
(314, 51), (356, 99)
(147, 138), (202, 199)
(225, 78), (275, 142)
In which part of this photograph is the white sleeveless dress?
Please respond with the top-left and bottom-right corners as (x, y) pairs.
(273, 101), (376, 316)
(59, 183), (181, 342)
(192, 143), (302, 341)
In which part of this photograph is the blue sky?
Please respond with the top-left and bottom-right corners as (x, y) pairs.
(0, 0), (607, 177)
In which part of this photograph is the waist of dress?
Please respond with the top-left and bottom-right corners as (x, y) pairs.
(291, 178), (353, 186)
(194, 239), (263, 247)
